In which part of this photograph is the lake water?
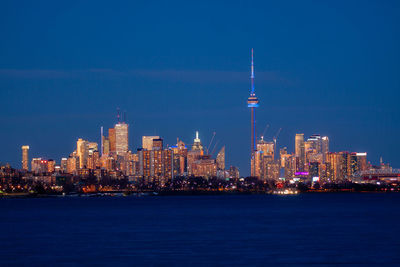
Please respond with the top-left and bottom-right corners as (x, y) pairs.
(1, 193), (399, 266)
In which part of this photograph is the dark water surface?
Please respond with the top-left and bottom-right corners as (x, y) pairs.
(1, 193), (399, 266)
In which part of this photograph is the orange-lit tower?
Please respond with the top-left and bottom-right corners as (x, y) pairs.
(247, 49), (259, 176)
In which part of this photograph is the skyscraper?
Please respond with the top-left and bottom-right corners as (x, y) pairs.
(247, 49), (259, 176)
(21, 145), (29, 171)
(191, 131), (203, 153)
(216, 146), (225, 170)
(295, 134), (305, 172)
(76, 138), (88, 169)
(108, 128), (116, 153)
(142, 136), (160, 150)
(115, 122), (129, 155)
(321, 136), (329, 162)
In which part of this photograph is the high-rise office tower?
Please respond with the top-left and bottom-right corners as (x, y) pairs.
(115, 122), (129, 155)
(295, 134), (305, 172)
(47, 159), (55, 173)
(247, 49), (259, 176)
(191, 131), (203, 153)
(76, 138), (89, 169)
(171, 139), (188, 176)
(60, 158), (68, 172)
(216, 146), (225, 170)
(109, 128), (116, 153)
(103, 137), (110, 155)
(307, 134), (322, 153)
(21, 145), (29, 171)
(142, 136), (160, 150)
(257, 137), (275, 161)
(321, 136), (329, 162)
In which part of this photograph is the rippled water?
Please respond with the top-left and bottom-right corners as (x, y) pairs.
(1, 193), (399, 265)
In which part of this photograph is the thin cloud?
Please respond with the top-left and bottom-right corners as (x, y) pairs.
(0, 68), (293, 85)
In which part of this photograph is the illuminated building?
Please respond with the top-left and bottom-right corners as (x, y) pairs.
(108, 128), (116, 153)
(142, 136), (160, 150)
(309, 162), (320, 178)
(283, 154), (295, 179)
(103, 137), (110, 155)
(138, 149), (151, 179)
(326, 152), (353, 182)
(191, 131), (203, 154)
(47, 159), (55, 173)
(66, 155), (78, 174)
(228, 166), (240, 179)
(76, 139), (88, 169)
(21, 145), (29, 171)
(251, 137), (275, 179)
(187, 132), (204, 175)
(170, 139), (188, 176)
(138, 146), (174, 184)
(192, 155), (217, 178)
(251, 150), (263, 178)
(31, 158), (48, 174)
(257, 137), (274, 160)
(280, 147), (290, 168)
(321, 136), (329, 162)
(349, 152), (367, 176)
(295, 134), (305, 172)
(152, 138), (163, 151)
(216, 146), (225, 170)
(247, 49), (259, 176)
(162, 149), (174, 183)
(115, 122), (129, 155)
(60, 158), (67, 172)
(307, 134), (322, 153)
(87, 150), (100, 170)
(263, 161), (280, 181)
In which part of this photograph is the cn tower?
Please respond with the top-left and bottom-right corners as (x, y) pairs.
(247, 48), (259, 176)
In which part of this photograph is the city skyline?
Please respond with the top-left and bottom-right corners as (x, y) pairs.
(1, 2), (400, 266)
(0, 1), (399, 176)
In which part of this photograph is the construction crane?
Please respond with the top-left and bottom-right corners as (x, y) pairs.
(206, 132), (216, 155)
(211, 140), (220, 156)
(261, 124), (269, 140)
(273, 128), (282, 160)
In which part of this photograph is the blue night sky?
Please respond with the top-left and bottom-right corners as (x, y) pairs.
(0, 0), (399, 175)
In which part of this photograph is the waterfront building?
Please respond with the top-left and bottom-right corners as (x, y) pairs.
(228, 166), (240, 179)
(21, 145), (29, 171)
(170, 139), (188, 176)
(295, 134), (305, 172)
(191, 155), (217, 178)
(76, 139), (88, 169)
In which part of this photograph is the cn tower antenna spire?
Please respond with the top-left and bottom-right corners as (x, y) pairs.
(247, 48), (259, 177)
(251, 48), (255, 95)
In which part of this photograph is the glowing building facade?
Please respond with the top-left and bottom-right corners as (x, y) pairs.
(115, 122), (129, 155)
(21, 145), (29, 171)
